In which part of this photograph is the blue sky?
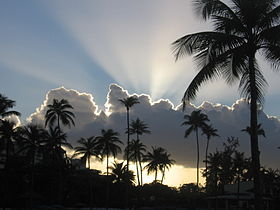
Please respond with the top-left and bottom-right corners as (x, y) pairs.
(1, 0), (280, 120)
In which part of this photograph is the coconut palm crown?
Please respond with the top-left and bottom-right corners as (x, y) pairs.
(45, 99), (75, 131)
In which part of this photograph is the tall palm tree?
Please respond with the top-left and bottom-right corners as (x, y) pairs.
(172, 1), (280, 208)
(73, 136), (101, 209)
(144, 146), (166, 182)
(16, 124), (46, 208)
(45, 99), (75, 132)
(0, 94), (21, 119)
(119, 96), (139, 171)
(125, 139), (146, 186)
(96, 129), (122, 209)
(202, 124), (219, 174)
(159, 151), (175, 184)
(233, 151), (248, 210)
(129, 118), (150, 185)
(73, 136), (101, 169)
(182, 110), (209, 187)
(96, 129), (123, 176)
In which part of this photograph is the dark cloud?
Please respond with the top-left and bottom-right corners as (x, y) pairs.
(28, 84), (280, 169)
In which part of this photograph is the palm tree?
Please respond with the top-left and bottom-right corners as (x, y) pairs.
(43, 126), (72, 165)
(73, 136), (101, 169)
(233, 151), (248, 210)
(129, 118), (150, 185)
(0, 120), (18, 169)
(16, 124), (46, 208)
(96, 129), (122, 209)
(242, 123), (266, 138)
(45, 99), (75, 132)
(182, 110), (209, 187)
(119, 96), (139, 171)
(0, 94), (21, 119)
(73, 136), (101, 209)
(202, 124), (219, 175)
(172, 1), (280, 208)
(125, 139), (146, 186)
(109, 161), (135, 184)
(129, 118), (151, 141)
(96, 129), (123, 176)
(159, 151), (175, 184)
(144, 146), (166, 182)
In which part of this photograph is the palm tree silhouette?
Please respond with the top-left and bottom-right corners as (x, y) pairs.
(173, 1), (280, 208)
(182, 110), (209, 187)
(144, 146), (166, 182)
(96, 129), (122, 209)
(128, 118), (150, 185)
(109, 161), (135, 184)
(73, 136), (101, 209)
(0, 94), (21, 118)
(202, 124), (219, 175)
(119, 96), (139, 171)
(0, 120), (18, 169)
(45, 99), (75, 133)
(16, 124), (46, 208)
(159, 151), (175, 184)
(43, 126), (72, 165)
(73, 136), (101, 169)
(125, 139), (146, 186)
(233, 151), (248, 210)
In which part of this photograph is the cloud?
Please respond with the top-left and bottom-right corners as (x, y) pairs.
(28, 84), (280, 170)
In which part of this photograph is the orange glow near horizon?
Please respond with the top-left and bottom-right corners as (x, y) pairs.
(89, 157), (205, 187)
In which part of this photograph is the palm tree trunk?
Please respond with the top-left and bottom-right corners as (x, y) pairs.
(205, 137), (210, 191)
(249, 53), (261, 210)
(161, 167), (166, 184)
(30, 148), (35, 209)
(195, 128), (200, 187)
(135, 154), (140, 186)
(139, 155), (143, 186)
(88, 156), (91, 169)
(154, 169), (158, 182)
(88, 157), (93, 210)
(106, 150), (109, 210)
(126, 108), (130, 171)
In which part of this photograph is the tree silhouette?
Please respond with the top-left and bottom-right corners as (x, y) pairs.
(144, 146), (169, 182)
(182, 110), (209, 187)
(159, 151), (175, 184)
(96, 129), (122, 209)
(16, 124), (46, 208)
(0, 94), (21, 119)
(173, 1), (280, 208)
(0, 120), (18, 169)
(125, 139), (146, 186)
(119, 96), (139, 171)
(128, 118), (150, 185)
(45, 99), (75, 133)
(201, 124), (219, 177)
(109, 161), (135, 184)
(73, 136), (101, 169)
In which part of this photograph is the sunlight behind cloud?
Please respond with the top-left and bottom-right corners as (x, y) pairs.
(43, 0), (212, 104)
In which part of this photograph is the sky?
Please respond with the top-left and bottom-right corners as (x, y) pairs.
(1, 0), (280, 186)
